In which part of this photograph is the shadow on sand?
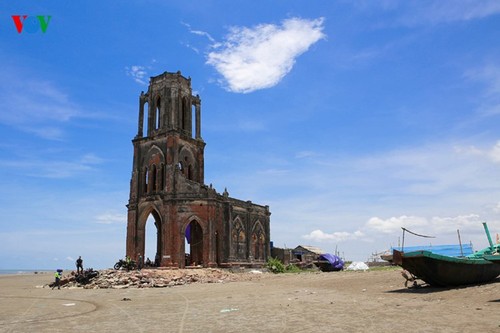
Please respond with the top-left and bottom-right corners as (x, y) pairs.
(386, 277), (500, 295)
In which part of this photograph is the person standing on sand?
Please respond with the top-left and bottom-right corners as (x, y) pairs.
(138, 254), (143, 270)
(76, 256), (83, 274)
(52, 270), (62, 290)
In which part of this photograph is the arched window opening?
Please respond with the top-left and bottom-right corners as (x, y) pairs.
(231, 221), (246, 260)
(183, 157), (189, 178)
(251, 222), (266, 261)
(160, 163), (165, 191)
(237, 230), (246, 259)
(181, 97), (186, 130)
(191, 103), (196, 138)
(155, 97), (161, 130)
(185, 220), (203, 266)
(252, 231), (265, 260)
(181, 97), (190, 131)
(187, 164), (193, 181)
(252, 233), (259, 259)
(151, 164), (157, 192)
(144, 167), (149, 194)
(143, 102), (149, 137)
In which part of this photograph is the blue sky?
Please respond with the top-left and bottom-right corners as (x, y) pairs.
(1, 1), (500, 269)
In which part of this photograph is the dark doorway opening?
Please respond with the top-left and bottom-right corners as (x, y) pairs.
(145, 213), (161, 267)
(185, 220), (203, 266)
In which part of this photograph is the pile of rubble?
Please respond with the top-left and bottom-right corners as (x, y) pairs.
(54, 268), (263, 289)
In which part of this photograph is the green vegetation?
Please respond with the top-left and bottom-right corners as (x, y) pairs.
(266, 257), (285, 273)
(266, 258), (305, 274)
(284, 263), (302, 273)
(367, 265), (399, 271)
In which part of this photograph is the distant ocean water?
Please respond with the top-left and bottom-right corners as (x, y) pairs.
(0, 269), (53, 275)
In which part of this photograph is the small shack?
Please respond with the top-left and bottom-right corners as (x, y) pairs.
(292, 245), (324, 263)
(271, 246), (293, 265)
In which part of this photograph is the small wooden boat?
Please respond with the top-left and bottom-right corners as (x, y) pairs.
(393, 223), (500, 287)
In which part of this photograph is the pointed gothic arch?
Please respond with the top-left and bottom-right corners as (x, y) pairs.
(178, 146), (197, 181)
(145, 145), (166, 164)
(232, 217), (246, 260)
(183, 217), (204, 267)
(137, 204), (163, 266)
(251, 221), (265, 261)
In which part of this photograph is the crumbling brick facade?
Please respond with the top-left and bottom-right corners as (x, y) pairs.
(126, 71), (271, 268)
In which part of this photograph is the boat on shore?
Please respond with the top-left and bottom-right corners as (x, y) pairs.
(393, 223), (500, 287)
(484, 254), (500, 264)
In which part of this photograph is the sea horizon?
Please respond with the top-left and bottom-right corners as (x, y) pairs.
(0, 269), (66, 275)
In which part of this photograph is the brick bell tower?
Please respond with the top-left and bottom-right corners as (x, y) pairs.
(126, 71), (271, 268)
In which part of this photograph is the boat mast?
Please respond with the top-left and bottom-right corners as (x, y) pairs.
(482, 222), (494, 250)
(457, 229), (463, 257)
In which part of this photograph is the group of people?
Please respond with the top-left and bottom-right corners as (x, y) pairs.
(136, 254), (160, 269)
(52, 253), (162, 289)
(52, 256), (84, 290)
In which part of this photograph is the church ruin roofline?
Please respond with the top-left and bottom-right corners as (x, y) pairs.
(145, 70), (191, 86)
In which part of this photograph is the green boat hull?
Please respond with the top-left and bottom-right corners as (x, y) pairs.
(484, 255), (500, 264)
(393, 249), (500, 287)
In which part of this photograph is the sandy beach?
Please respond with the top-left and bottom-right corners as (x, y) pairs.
(0, 268), (499, 333)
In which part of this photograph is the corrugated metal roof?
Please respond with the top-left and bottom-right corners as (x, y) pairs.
(293, 245), (324, 254)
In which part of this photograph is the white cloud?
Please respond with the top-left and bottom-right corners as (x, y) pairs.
(454, 141), (500, 164)
(19, 126), (65, 141)
(464, 64), (500, 117)
(95, 212), (127, 224)
(357, 1), (500, 26)
(125, 65), (148, 85)
(365, 215), (428, 234)
(182, 22), (215, 43)
(0, 153), (104, 179)
(237, 119), (266, 131)
(206, 17), (326, 93)
(80, 153), (105, 165)
(429, 214), (482, 233)
(303, 229), (365, 242)
(417, 0), (500, 24)
(295, 151), (320, 159)
(363, 214), (491, 244)
(220, 137), (500, 257)
(0, 69), (114, 140)
(0, 74), (79, 140)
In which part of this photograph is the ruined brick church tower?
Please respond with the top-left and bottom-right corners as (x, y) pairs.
(126, 71), (271, 268)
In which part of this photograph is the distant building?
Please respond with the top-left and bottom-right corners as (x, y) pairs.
(270, 246), (293, 265)
(292, 245), (325, 263)
(125, 71), (271, 268)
